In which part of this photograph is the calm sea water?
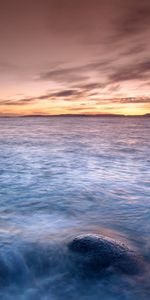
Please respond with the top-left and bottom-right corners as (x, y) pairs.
(0, 117), (150, 300)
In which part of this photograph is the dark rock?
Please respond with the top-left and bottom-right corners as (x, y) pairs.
(68, 234), (142, 276)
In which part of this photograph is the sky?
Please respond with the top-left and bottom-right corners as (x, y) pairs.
(0, 0), (150, 116)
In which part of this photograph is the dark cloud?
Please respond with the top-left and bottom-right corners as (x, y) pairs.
(51, 89), (78, 97)
(39, 59), (113, 84)
(116, 1), (150, 38)
(117, 97), (150, 104)
(107, 84), (120, 93)
(0, 97), (36, 106)
(109, 60), (150, 83)
(0, 89), (83, 106)
(120, 45), (146, 57)
(73, 82), (105, 90)
(97, 97), (150, 104)
(1, 92), (149, 109)
(39, 66), (89, 83)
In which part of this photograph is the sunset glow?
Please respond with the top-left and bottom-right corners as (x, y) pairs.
(0, 0), (150, 116)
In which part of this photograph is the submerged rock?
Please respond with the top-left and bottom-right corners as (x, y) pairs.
(68, 234), (142, 276)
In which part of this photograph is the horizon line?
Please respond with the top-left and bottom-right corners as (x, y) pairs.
(0, 113), (150, 118)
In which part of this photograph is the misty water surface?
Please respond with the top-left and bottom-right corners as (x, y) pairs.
(0, 117), (150, 300)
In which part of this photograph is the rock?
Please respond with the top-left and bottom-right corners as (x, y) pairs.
(68, 234), (142, 276)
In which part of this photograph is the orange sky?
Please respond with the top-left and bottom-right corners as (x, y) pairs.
(0, 0), (150, 116)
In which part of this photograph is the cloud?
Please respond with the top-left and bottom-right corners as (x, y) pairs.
(38, 58), (114, 84)
(109, 60), (150, 83)
(36, 89), (79, 99)
(50, 89), (79, 97)
(0, 88), (83, 106)
(1, 88), (150, 109)
(73, 82), (105, 90)
(107, 84), (120, 92)
(0, 97), (36, 106)
(39, 66), (89, 83)
(116, 1), (150, 38)
(0, 0), (150, 115)
(96, 96), (150, 104)
(116, 97), (150, 104)
(120, 45), (145, 57)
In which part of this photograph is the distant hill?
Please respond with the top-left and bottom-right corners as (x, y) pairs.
(143, 113), (150, 117)
(19, 113), (150, 118)
(0, 113), (150, 118)
(20, 113), (124, 118)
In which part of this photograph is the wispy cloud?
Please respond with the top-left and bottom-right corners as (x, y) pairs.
(109, 60), (150, 83)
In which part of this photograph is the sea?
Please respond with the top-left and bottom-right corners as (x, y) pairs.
(0, 116), (149, 300)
